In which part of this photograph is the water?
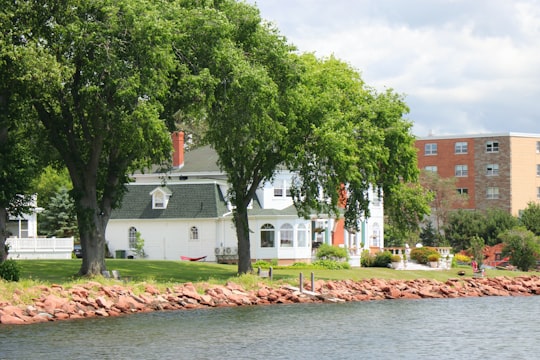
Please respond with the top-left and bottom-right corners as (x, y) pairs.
(1, 296), (539, 359)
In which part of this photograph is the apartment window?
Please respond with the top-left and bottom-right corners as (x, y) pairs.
(128, 226), (137, 249)
(260, 223), (275, 248)
(424, 143), (437, 155)
(486, 164), (499, 176)
(455, 142), (468, 154)
(189, 226), (199, 241)
(425, 166), (438, 173)
(537, 141), (540, 153)
(280, 223), (294, 247)
(487, 187), (499, 199)
(455, 165), (468, 177)
(537, 164), (540, 176)
(537, 187), (540, 199)
(457, 188), (469, 195)
(486, 141), (499, 153)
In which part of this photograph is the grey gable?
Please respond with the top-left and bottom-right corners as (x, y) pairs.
(111, 183), (229, 220)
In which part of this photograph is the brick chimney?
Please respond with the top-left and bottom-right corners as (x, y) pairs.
(172, 131), (184, 168)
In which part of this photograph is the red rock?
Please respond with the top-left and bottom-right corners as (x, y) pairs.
(145, 285), (160, 295)
(1, 314), (25, 325)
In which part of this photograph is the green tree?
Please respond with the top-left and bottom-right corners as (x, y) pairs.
(519, 202), (540, 236)
(500, 227), (539, 271)
(39, 188), (78, 239)
(470, 235), (485, 268)
(31, 166), (72, 211)
(483, 208), (518, 245)
(0, 4), (45, 262)
(420, 220), (439, 247)
(11, 0), (184, 275)
(444, 210), (486, 251)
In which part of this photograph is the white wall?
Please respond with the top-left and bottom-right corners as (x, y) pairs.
(106, 217), (237, 261)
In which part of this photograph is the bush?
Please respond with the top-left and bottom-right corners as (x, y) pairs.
(361, 250), (374, 267)
(0, 259), (20, 281)
(316, 243), (349, 261)
(454, 253), (471, 264)
(391, 255), (402, 262)
(311, 259), (351, 270)
(361, 250), (393, 268)
(410, 247), (440, 265)
(427, 253), (440, 262)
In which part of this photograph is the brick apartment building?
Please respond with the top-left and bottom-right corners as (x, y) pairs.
(415, 132), (540, 216)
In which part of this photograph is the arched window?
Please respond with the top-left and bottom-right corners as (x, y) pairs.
(297, 224), (308, 247)
(189, 226), (199, 241)
(260, 223), (275, 248)
(280, 223), (294, 247)
(128, 227), (137, 249)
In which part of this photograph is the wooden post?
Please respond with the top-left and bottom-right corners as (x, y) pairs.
(311, 272), (315, 292)
(299, 272), (304, 293)
(269, 266), (273, 280)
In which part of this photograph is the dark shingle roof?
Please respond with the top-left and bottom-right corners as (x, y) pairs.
(111, 183), (229, 219)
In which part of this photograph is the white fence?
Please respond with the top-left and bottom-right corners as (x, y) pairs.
(6, 237), (74, 260)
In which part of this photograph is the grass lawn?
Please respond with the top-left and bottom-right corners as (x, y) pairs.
(15, 259), (531, 285)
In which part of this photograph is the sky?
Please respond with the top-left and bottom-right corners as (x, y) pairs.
(247, 0), (540, 137)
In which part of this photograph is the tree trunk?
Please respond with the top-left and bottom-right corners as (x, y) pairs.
(0, 207), (8, 264)
(75, 193), (109, 276)
(234, 207), (252, 274)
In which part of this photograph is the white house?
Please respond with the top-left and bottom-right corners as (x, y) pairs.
(105, 132), (384, 264)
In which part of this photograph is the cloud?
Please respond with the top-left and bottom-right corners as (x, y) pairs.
(249, 0), (540, 136)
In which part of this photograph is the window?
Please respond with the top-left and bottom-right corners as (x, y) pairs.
(153, 191), (165, 208)
(537, 141), (540, 153)
(537, 187), (540, 199)
(537, 164), (540, 176)
(487, 187), (499, 199)
(424, 143), (437, 155)
(189, 226), (199, 241)
(150, 187), (171, 209)
(455, 142), (468, 154)
(280, 223), (294, 247)
(486, 141), (499, 153)
(128, 226), (137, 249)
(425, 166), (438, 173)
(260, 224), (275, 248)
(297, 224), (308, 247)
(455, 165), (468, 177)
(371, 224), (381, 247)
(273, 180), (292, 197)
(457, 188), (469, 195)
(486, 164), (499, 176)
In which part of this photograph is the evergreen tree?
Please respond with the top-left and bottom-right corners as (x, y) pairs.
(39, 188), (78, 239)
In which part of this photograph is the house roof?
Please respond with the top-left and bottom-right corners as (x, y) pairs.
(111, 183), (229, 220)
(179, 145), (222, 173)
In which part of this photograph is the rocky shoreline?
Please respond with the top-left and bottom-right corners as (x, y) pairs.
(1, 275), (540, 325)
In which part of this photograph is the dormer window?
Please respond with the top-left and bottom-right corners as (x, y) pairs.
(150, 187), (172, 209)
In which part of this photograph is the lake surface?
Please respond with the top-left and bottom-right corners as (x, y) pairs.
(1, 296), (539, 359)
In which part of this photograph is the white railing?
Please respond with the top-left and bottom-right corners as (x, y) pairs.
(6, 237), (74, 260)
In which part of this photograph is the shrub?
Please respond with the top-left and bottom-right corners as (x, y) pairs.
(311, 259), (351, 270)
(410, 247), (440, 265)
(427, 253), (440, 262)
(373, 251), (393, 267)
(253, 260), (273, 269)
(391, 255), (402, 263)
(360, 250), (375, 267)
(0, 260), (20, 282)
(454, 253), (471, 264)
(316, 243), (349, 261)
(361, 250), (393, 268)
